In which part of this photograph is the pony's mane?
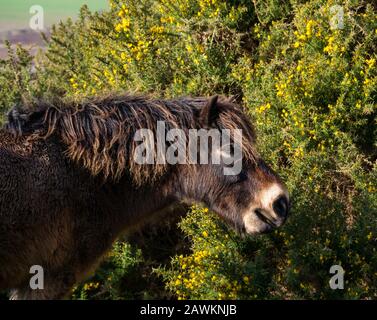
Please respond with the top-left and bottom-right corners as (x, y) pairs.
(5, 94), (257, 185)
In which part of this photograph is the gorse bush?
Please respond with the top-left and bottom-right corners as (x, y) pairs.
(156, 206), (273, 300)
(0, 42), (47, 111)
(0, 0), (376, 299)
(239, 0), (377, 298)
(71, 242), (144, 300)
(42, 0), (258, 97)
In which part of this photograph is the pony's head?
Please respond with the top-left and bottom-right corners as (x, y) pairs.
(173, 96), (289, 235)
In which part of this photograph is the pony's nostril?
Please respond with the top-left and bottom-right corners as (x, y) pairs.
(272, 195), (289, 218)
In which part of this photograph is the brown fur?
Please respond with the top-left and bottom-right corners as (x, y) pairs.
(0, 93), (286, 299)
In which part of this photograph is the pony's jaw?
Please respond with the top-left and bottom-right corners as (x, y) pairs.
(242, 212), (274, 235)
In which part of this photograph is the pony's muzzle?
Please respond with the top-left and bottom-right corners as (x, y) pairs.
(243, 184), (289, 235)
(254, 195), (289, 227)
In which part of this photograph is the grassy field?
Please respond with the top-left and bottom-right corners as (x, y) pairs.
(0, 0), (108, 32)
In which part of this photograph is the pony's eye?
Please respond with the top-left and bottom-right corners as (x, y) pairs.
(237, 171), (248, 182)
(226, 170), (247, 185)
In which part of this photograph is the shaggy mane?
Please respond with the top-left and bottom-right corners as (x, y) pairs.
(5, 94), (257, 185)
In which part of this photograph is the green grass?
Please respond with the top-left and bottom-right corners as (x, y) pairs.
(0, 0), (108, 31)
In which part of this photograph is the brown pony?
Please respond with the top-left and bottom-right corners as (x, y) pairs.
(0, 94), (289, 299)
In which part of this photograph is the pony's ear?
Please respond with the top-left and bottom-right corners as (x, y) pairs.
(199, 95), (219, 126)
(5, 105), (45, 136)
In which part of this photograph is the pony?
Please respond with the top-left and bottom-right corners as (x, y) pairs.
(0, 94), (289, 299)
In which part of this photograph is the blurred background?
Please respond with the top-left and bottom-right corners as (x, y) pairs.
(0, 0), (107, 57)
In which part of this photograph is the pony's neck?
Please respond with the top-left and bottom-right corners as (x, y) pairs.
(101, 175), (179, 232)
